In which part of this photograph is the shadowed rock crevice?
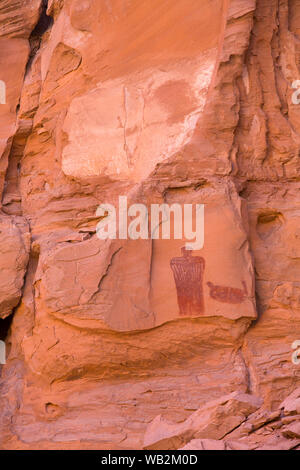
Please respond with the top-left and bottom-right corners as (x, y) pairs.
(2, 0), (52, 215)
(26, 0), (53, 75)
(0, 314), (13, 342)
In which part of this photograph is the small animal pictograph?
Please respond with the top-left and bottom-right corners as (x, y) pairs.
(207, 281), (248, 304)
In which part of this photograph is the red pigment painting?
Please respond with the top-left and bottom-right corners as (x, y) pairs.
(207, 281), (248, 304)
(170, 247), (205, 316)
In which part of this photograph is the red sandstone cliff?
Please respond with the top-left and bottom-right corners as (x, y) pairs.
(0, 0), (299, 450)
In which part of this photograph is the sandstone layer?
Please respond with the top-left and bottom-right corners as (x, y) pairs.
(0, 0), (299, 450)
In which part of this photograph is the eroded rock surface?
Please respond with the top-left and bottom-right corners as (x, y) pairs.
(0, 0), (299, 450)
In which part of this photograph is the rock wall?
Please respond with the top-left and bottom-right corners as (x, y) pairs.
(0, 0), (299, 450)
